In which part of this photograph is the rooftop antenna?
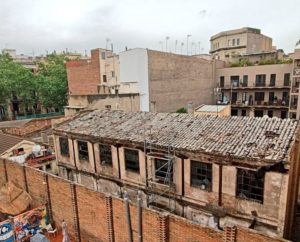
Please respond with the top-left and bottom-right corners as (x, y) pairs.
(198, 41), (201, 54)
(106, 38), (110, 50)
(175, 40), (178, 53)
(111, 43), (114, 52)
(181, 42), (184, 54)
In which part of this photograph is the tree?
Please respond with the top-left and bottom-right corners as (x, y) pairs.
(36, 54), (69, 112)
(0, 53), (36, 117)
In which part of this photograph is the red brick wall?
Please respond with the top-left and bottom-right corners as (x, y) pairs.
(169, 216), (223, 242)
(66, 49), (100, 95)
(0, 158), (290, 242)
(76, 185), (108, 242)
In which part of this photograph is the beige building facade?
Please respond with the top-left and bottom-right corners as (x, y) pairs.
(216, 63), (292, 118)
(210, 27), (273, 61)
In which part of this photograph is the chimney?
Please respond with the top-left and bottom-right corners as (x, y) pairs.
(187, 101), (193, 114)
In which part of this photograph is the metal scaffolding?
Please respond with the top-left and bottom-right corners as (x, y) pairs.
(143, 124), (176, 213)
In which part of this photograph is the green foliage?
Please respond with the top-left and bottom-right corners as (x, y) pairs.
(0, 53), (68, 115)
(258, 58), (293, 65)
(36, 54), (69, 110)
(229, 58), (253, 67)
(176, 107), (187, 113)
(0, 54), (36, 108)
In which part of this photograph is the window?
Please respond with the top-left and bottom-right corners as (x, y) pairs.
(231, 92), (237, 102)
(230, 76), (240, 87)
(111, 71), (115, 78)
(284, 73), (290, 86)
(270, 74), (276, 86)
(191, 161), (212, 192)
(267, 110), (273, 118)
(242, 92), (248, 103)
(220, 76), (225, 87)
(255, 92), (265, 101)
(269, 92), (275, 104)
(46, 164), (51, 170)
(59, 137), (69, 157)
(255, 75), (266, 87)
(241, 110), (247, 116)
(237, 38), (240, 46)
(282, 92), (289, 105)
(281, 110), (287, 119)
(103, 75), (107, 82)
(228, 40), (231, 46)
(231, 109), (238, 116)
(254, 110), (264, 117)
(78, 141), (89, 161)
(124, 149), (139, 173)
(155, 158), (173, 183)
(99, 144), (112, 166)
(101, 52), (106, 60)
(242, 75), (248, 87)
(236, 168), (264, 203)
(232, 39), (235, 46)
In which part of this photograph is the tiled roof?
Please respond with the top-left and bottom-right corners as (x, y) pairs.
(0, 133), (24, 154)
(0, 119), (32, 129)
(54, 110), (299, 163)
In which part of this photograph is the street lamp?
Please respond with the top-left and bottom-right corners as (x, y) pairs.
(166, 36), (170, 52)
(186, 34), (192, 55)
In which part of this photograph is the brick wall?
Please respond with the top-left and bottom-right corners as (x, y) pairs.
(66, 49), (101, 95)
(0, 158), (290, 242)
(2, 116), (62, 137)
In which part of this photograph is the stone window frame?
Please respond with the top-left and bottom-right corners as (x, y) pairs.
(78, 140), (89, 161)
(99, 144), (112, 166)
(190, 160), (212, 192)
(236, 168), (264, 204)
(59, 137), (69, 157)
(124, 148), (140, 173)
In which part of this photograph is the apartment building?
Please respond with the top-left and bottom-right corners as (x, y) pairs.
(216, 63), (292, 118)
(119, 48), (215, 112)
(65, 48), (140, 116)
(216, 46), (300, 119)
(53, 109), (300, 240)
(210, 27), (273, 61)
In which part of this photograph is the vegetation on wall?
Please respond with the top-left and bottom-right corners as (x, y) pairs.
(230, 58), (293, 67)
(176, 107), (187, 113)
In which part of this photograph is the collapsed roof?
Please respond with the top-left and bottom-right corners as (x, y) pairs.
(54, 110), (298, 164)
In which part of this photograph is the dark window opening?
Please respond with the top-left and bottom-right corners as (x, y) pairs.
(231, 109), (238, 116)
(284, 73), (290, 86)
(103, 75), (107, 82)
(255, 92), (265, 102)
(59, 137), (69, 157)
(46, 164), (51, 170)
(191, 161), (212, 192)
(111, 71), (115, 77)
(242, 75), (248, 87)
(155, 158), (173, 183)
(281, 111), (287, 119)
(254, 110), (264, 117)
(236, 168), (264, 203)
(220, 76), (224, 87)
(255, 75), (266, 87)
(241, 110), (247, 116)
(231, 92), (237, 103)
(269, 92), (275, 104)
(267, 110), (273, 118)
(270, 74), (276, 86)
(100, 144), (112, 166)
(78, 141), (89, 161)
(124, 149), (140, 173)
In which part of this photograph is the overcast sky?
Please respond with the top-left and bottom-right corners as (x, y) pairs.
(0, 0), (299, 56)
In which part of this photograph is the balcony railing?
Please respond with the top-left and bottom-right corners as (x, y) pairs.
(231, 100), (289, 107)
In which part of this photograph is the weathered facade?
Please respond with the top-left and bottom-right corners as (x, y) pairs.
(53, 110), (300, 240)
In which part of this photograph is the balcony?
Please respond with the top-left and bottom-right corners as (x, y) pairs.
(231, 100), (289, 109)
(221, 84), (290, 90)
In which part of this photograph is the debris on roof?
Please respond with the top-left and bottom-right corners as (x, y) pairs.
(54, 110), (298, 163)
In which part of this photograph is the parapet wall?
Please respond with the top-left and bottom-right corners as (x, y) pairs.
(0, 158), (289, 242)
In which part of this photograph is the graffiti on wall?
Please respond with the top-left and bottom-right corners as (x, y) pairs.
(14, 207), (48, 242)
(0, 220), (14, 242)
